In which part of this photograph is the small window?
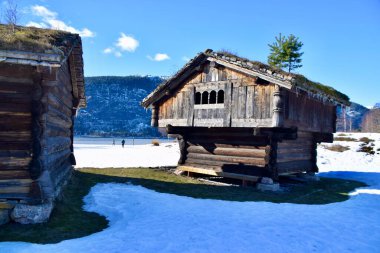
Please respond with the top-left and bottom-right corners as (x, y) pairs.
(217, 90), (224, 104)
(202, 91), (209, 104)
(209, 90), (217, 104)
(195, 92), (201, 105)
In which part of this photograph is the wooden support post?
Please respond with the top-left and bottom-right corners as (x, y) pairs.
(272, 85), (284, 127)
(268, 137), (279, 181)
(151, 104), (159, 127)
(177, 135), (188, 165)
(311, 135), (319, 173)
(30, 73), (44, 180)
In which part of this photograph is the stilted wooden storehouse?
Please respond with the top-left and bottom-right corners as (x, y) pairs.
(0, 25), (85, 224)
(142, 49), (349, 183)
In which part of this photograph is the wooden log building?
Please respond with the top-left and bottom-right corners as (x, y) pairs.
(142, 49), (350, 182)
(0, 25), (85, 224)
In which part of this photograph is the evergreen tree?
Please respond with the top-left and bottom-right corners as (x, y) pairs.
(268, 33), (304, 73)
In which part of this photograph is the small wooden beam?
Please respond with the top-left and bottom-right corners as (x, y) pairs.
(177, 165), (260, 182)
(151, 104), (159, 127)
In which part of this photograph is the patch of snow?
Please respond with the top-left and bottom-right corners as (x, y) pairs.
(1, 133), (380, 253)
(74, 140), (180, 168)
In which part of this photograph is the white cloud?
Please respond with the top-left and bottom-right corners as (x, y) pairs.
(116, 33), (139, 52)
(148, 53), (170, 62)
(31, 5), (57, 19)
(25, 21), (47, 28)
(182, 56), (190, 62)
(27, 5), (95, 38)
(102, 33), (139, 58)
(103, 47), (122, 58)
(103, 47), (113, 54)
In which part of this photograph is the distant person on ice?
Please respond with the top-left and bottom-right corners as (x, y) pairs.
(121, 139), (125, 148)
(112, 139), (115, 145)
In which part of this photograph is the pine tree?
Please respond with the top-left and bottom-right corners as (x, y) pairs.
(268, 33), (304, 73)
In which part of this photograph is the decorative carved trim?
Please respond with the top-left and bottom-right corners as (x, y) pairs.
(272, 85), (284, 127)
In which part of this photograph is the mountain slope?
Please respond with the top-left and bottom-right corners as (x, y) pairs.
(336, 102), (369, 132)
(74, 76), (163, 137)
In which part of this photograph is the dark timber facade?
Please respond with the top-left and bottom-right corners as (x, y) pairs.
(142, 49), (349, 182)
(0, 25), (85, 224)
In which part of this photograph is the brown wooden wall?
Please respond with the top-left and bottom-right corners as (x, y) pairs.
(0, 63), (35, 202)
(276, 131), (317, 174)
(155, 61), (337, 134)
(180, 128), (271, 178)
(158, 65), (275, 128)
(36, 60), (74, 201)
(0, 60), (76, 205)
(284, 90), (336, 133)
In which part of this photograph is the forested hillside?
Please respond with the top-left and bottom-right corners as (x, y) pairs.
(74, 76), (163, 137)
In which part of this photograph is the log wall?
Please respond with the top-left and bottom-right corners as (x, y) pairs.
(0, 63), (35, 202)
(177, 128), (272, 178)
(0, 60), (76, 205)
(36, 61), (74, 201)
(276, 131), (317, 174)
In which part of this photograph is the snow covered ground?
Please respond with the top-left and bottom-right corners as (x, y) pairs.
(74, 138), (180, 168)
(1, 133), (380, 253)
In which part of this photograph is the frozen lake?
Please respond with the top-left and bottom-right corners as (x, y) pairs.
(73, 137), (180, 168)
(74, 137), (175, 146)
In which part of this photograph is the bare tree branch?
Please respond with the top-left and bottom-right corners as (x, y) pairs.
(4, 0), (19, 33)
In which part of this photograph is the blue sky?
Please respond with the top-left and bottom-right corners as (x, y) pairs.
(4, 0), (380, 106)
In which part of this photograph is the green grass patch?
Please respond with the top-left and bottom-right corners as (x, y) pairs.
(359, 137), (375, 144)
(334, 137), (357, 142)
(322, 144), (350, 152)
(0, 168), (367, 244)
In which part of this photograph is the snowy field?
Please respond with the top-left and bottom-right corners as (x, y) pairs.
(1, 133), (380, 253)
(74, 137), (179, 168)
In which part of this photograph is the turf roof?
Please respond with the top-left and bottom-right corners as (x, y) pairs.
(0, 24), (79, 56)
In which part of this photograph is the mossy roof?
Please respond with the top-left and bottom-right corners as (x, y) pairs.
(143, 49), (350, 107)
(208, 50), (350, 105)
(0, 24), (80, 56)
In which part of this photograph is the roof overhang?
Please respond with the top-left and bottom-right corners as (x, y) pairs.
(142, 53), (294, 108)
(207, 57), (293, 90)
(0, 50), (63, 67)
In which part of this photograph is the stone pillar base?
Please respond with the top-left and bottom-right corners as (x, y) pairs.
(0, 209), (10, 225)
(297, 172), (320, 182)
(256, 177), (281, 191)
(11, 202), (53, 224)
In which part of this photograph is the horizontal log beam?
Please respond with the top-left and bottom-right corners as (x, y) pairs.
(178, 165), (260, 182)
(187, 141), (269, 150)
(187, 145), (267, 158)
(187, 153), (268, 166)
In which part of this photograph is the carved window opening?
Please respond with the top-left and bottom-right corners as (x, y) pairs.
(201, 91), (209, 104)
(195, 92), (201, 105)
(209, 90), (217, 104)
(217, 90), (224, 104)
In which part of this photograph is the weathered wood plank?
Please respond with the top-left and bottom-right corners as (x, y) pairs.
(0, 170), (30, 180)
(178, 165), (260, 182)
(187, 153), (267, 166)
(187, 145), (267, 157)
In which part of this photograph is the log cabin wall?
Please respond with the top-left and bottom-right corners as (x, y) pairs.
(0, 60), (76, 206)
(157, 64), (275, 128)
(284, 90), (336, 133)
(178, 128), (272, 179)
(36, 61), (75, 201)
(276, 131), (317, 175)
(0, 63), (35, 203)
